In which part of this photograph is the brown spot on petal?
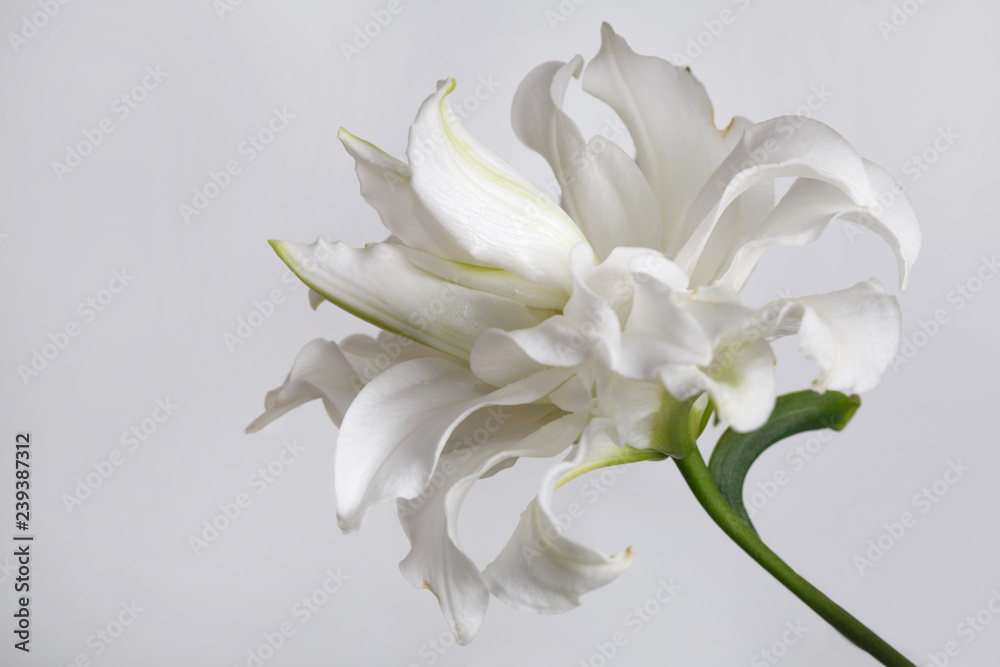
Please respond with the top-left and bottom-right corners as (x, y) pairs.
(720, 116), (737, 137)
(422, 580), (440, 601)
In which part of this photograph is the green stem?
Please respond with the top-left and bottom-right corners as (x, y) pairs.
(674, 447), (916, 667)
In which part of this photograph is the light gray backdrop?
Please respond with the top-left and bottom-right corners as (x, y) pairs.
(2, 1), (997, 665)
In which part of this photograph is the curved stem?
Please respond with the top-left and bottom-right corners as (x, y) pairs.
(674, 447), (916, 667)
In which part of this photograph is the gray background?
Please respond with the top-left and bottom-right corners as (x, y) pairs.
(2, 1), (998, 665)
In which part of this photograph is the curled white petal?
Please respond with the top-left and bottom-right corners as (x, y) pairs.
(335, 358), (573, 531)
(483, 421), (634, 614)
(246, 333), (446, 433)
(714, 160), (921, 291)
(759, 279), (901, 393)
(397, 410), (586, 644)
(245, 339), (359, 433)
(675, 116), (875, 281)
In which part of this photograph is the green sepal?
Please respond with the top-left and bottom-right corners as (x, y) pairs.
(707, 390), (861, 535)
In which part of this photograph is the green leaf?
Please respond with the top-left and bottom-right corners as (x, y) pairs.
(707, 390), (861, 535)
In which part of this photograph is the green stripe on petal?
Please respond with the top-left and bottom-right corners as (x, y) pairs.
(407, 79), (591, 291)
(396, 245), (568, 311)
(272, 239), (547, 360)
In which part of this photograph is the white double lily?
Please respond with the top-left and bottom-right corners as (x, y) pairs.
(250, 23), (919, 644)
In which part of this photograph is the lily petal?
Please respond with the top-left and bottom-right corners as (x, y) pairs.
(661, 338), (777, 432)
(761, 279), (901, 393)
(513, 57), (662, 258)
(272, 239), (546, 359)
(396, 245), (568, 310)
(337, 331), (450, 385)
(397, 410), (586, 644)
(675, 117), (876, 282)
(469, 244), (621, 387)
(245, 339), (359, 433)
(483, 420), (634, 614)
(618, 258), (714, 379)
(338, 128), (476, 262)
(712, 161), (921, 291)
(335, 358), (573, 531)
(407, 79), (589, 290)
(592, 374), (664, 449)
(583, 23), (734, 241)
(840, 160), (921, 291)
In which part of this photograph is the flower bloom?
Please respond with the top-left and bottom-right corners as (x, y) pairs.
(250, 23), (919, 643)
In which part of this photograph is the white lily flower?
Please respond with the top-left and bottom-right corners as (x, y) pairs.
(250, 23), (919, 644)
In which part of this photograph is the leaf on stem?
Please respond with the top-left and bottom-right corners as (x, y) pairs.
(707, 390), (860, 534)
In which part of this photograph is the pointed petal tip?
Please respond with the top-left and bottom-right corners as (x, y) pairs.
(308, 289), (325, 311)
(338, 127), (367, 149)
(336, 511), (360, 534)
